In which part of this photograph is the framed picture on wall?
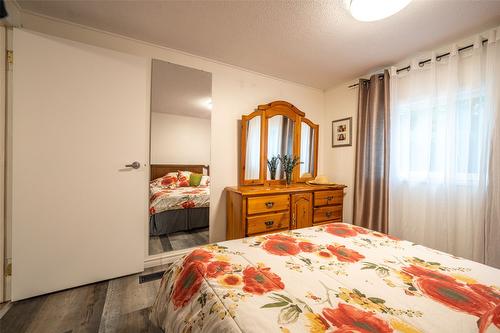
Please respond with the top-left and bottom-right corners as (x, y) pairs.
(332, 117), (352, 147)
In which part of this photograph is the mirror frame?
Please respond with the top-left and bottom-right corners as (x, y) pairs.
(240, 101), (319, 185)
(297, 118), (319, 183)
(240, 109), (265, 185)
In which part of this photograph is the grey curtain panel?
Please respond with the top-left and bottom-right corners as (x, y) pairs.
(353, 70), (390, 233)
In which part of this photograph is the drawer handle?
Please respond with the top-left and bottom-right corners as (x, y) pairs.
(264, 220), (274, 228)
(325, 211), (333, 218)
(326, 196), (334, 201)
(265, 201), (275, 208)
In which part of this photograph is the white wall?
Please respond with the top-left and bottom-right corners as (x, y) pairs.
(150, 112), (210, 166)
(19, 12), (325, 244)
(323, 81), (359, 224)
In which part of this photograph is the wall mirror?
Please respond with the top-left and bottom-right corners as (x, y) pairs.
(240, 101), (318, 185)
(149, 59), (212, 257)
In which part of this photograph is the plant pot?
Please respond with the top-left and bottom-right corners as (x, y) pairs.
(270, 170), (276, 180)
(285, 172), (292, 185)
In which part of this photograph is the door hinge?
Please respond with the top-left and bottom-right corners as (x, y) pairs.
(7, 50), (13, 64)
(5, 262), (12, 276)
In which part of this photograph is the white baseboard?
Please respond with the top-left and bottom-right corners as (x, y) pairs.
(144, 248), (192, 268)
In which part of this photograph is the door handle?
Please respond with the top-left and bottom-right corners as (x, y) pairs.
(264, 221), (274, 228)
(125, 161), (141, 169)
(325, 211), (333, 218)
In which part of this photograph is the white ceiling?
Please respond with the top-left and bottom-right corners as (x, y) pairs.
(151, 59), (212, 119)
(17, 0), (500, 89)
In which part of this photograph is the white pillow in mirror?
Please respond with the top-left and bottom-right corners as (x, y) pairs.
(200, 175), (210, 186)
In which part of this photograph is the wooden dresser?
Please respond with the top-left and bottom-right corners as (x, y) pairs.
(226, 184), (346, 240)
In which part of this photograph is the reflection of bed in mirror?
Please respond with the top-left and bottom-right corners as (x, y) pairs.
(149, 164), (210, 236)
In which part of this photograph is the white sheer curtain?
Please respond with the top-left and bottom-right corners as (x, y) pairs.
(389, 28), (500, 264)
(484, 29), (500, 268)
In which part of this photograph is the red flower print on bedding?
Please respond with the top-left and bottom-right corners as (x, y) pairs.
(415, 277), (494, 318)
(402, 265), (500, 332)
(218, 274), (242, 287)
(242, 266), (284, 295)
(327, 244), (365, 263)
(324, 224), (400, 241)
(263, 239), (300, 256)
(266, 234), (297, 242)
(177, 175), (190, 187)
(181, 200), (196, 209)
(468, 283), (500, 304)
(478, 305), (500, 333)
(317, 250), (333, 258)
(206, 261), (231, 278)
(322, 303), (393, 333)
(402, 265), (456, 283)
(325, 224), (358, 238)
(352, 226), (370, 234)
(160, 175), (177, 186)
(149, 190), (170, 203)
(298, 241), (319, 253)
(172, 262), (206, 309)
(183, 248), (213, 265)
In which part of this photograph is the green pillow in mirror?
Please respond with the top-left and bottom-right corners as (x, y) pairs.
(189, 173), (203, 186)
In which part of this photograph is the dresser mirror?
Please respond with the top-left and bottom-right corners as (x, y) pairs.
(266, 115), (295, 180)
(299, 119), (318, 180)
(240, 101), (318, 185)
(243, 113), (262, 181)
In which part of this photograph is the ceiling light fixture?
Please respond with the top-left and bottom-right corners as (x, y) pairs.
(203, 98), (213, 110)
(346, 0), (412, 22)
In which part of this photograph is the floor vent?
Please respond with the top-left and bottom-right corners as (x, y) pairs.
(139, 271), (165, 284)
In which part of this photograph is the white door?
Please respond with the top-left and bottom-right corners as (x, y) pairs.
(11, 29), (149, 300)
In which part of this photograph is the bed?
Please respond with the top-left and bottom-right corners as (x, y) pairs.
(150, 223), (500, 333)
(149, 164), (210, 236)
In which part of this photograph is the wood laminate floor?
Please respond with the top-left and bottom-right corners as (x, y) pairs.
(0, 265), (169, 333)
(149, 227), (209, 255)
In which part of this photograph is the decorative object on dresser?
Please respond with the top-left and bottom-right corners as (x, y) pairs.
(227, 100), (346, 240)
(280, 154), (301, 185)
(267, 155), (280, 180)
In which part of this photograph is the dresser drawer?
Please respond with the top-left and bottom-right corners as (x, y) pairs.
(313, 205), (342, 223)
(313, 219), (342, 226)
(314, 190), (343, 207)
(247, 195), (289, 215)
(247, 212), (290, 235)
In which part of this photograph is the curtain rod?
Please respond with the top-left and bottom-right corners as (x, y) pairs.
(348, 38), (489, 89)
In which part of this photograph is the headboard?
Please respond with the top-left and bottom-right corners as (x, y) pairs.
(150, 164), (210, 180)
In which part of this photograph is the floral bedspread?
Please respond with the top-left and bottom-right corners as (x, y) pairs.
(149, 183), (210, 215)
(150, 223), (500, 333)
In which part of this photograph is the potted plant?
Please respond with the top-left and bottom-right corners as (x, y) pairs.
(280, 155), (301, 185)
(267, 155), (280, 180)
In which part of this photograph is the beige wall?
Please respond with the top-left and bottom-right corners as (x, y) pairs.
(19, 12), (325, 244)
(323, 81), (359, 224)
(150, 112), (211, 166)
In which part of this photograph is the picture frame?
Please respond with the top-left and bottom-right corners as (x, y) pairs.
(332, 117), (352, 147)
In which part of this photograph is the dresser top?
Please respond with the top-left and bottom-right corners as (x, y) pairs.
(225, 183), (347, 195)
